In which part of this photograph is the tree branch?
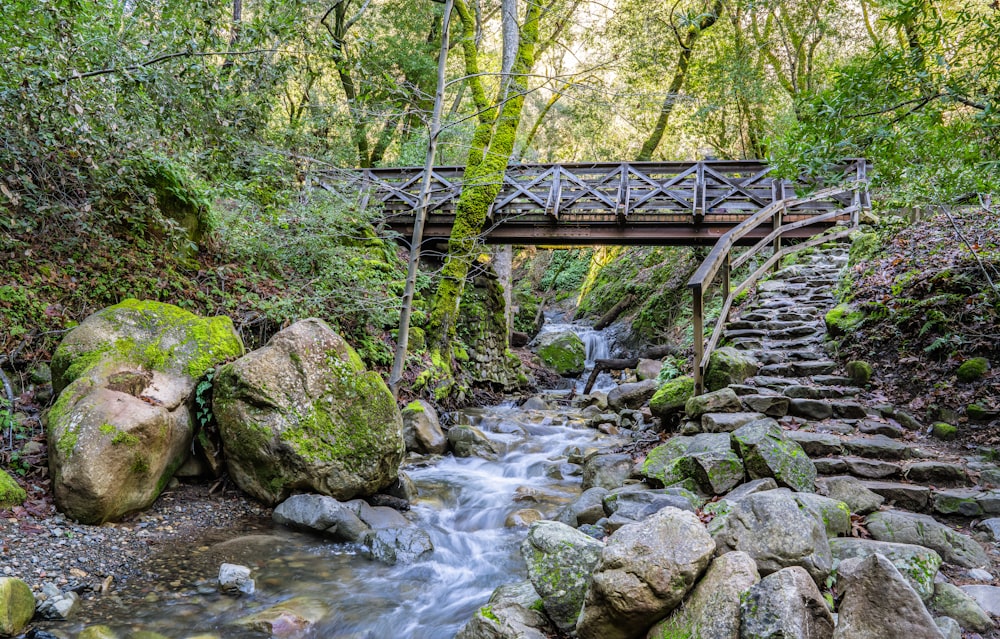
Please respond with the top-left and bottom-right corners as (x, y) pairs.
(45, 49), (277, 87)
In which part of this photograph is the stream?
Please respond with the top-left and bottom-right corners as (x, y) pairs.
(41, 329), (621, 638)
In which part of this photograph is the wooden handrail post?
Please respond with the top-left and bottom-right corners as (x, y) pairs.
(772, 204), (784, 273)
(721, 252), (731, 302)
(692, 283), (705, 394)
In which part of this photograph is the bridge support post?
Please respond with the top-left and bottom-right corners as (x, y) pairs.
(772, 204), (784, 273)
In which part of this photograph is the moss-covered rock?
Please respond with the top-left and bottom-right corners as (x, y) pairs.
(0, 577), (35, 636)
(535, 331), (586, 377)
(46, 299), (243, 523)
(957, 357), (989, 383)
(649, 376), (694, 418)
(846, 360), (873, 386)
(825, 303), (864, 337)
(930, 422), (958, 440)
(213, 319), (404, 506)
(731, 419), (816, 493)
(703, 347), (759, 392)
(0, 469), (26, 509)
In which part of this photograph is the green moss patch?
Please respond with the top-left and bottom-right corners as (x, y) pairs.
(0, 469), (27, 508)
(957, 357), (988, 383)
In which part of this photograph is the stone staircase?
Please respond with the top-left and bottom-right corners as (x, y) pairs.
(697, 243), (1000, 579)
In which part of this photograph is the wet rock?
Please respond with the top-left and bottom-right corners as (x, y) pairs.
(709, 489), (833, 583)
(0, 577), (35, 635)
(866, 510), (989, 568)
(739, 566), (834, 639)
(448, 425), (501, 460)
(272, 493), (370, 543)
(236, 597), (329, 636)
(931, 582), (994, 632)
(833, 554), (942, 639)
(364, 526), (433, 564)
(214, 319), (403, 505)
(829, 538), (941, 601)
(646, 551), (759, 639)
(506, 509), (543, 527)
(576, 508), (715, 639)
(608, 380), (659, 411)
(77, 626), (118, 639)
(401, 400), (447, 455)
(218, 563), (254, 595)
(521, 521), (604, 632)
(685, 387), (742, 419)
(731, 419), (817, 492)
(582, 453), (634, 491)
(36, 583), (80, 620)
(815, 476), (884, 515)
(556, 487), (609, 527)
(860, 480), (930, 511)
(521, 396), (550, 411)
(352, 501), (410, 529)
(456, 581), (556, 639)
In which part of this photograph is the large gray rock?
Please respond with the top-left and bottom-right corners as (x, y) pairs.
(401, 399), (447, 454)
(833, 554), (944, 639)
(709, 489), (833, 583)
(640, 433), (743, 495)
(685, 388), (742, 419)
(931, 582), (994, 632)
(603, 487), (698, 522)
(555, 486), (609, 527)
(521, 521), (604, 632)
(793, 492), (851, 537)
(865, 510), (989, 568)
(456, 581), (556, 639)
(213, 319), (403, 506)
(704, 347), (760, 391)
(364, 527), (433, 565)
(815, 476), (884, 515)
(577, 508), (715, 639)
(448, 424), (501, 459)
(740, 566), (833, 639)
(47, 299), (244, 524)
(272, 493), (370, 542)
(646, 551), (759, 639)
(959, 585), (1000, 616)
(732, 419), (817, 492)
(583, 453), (634, 491)
(829, 538), (941, 601)
(608, 379), (659, 411)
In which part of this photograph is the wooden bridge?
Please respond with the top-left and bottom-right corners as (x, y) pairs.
(327, 159), (870, 246)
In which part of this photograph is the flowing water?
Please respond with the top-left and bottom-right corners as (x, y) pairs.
(535, 320), (618, 393)
(49, 400), (615, 639)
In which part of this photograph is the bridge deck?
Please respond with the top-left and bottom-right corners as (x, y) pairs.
(326, 160), (870, 246)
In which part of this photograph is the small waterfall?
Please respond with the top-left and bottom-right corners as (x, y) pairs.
(536, 320), (616, 392)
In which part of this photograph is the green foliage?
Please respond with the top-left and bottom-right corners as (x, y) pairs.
(194, 368), (215, 432)
(540, 249), (594, 292)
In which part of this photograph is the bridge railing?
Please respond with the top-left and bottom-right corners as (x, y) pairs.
(687, 161), (870, 394)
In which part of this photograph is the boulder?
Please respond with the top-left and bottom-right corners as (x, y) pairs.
(702, 411), (765, 433)
(646, 551), (759, 639)
(935, 617), (961, 639)
(555, 487), (610, 527)
(218, 563), (255, 595)
(0, 577), (35, 636)
(448, 424), (501, 459)
(637, 359), (664, 381)
(236, 597), (328, 635)
(536, 331), (586, 377)
(47, 299), (243, 523)
(401, 400), (447, 454)
(704, 347), (759, 391)
(521, 521), (605, 632)
(958, 585), (1000, 616)
(833, 554), (943, 639)
(603, 487), (699, 521)
(0, 469), (25, 509)
(456, 581), (556, 639)
(608, 380), (659, 411)
(272, 493), (369, 543)
(649, 376), (694, 418)
(793, 492), (851, 537)
(931, 582), (994, 632)
(709, 489), (833, 583)
(640, 433), (743, 495)
(815, 476), (884, 515)
(577, 508), (715, 639)
(685, 388), (742, 419)
(865, 510), (989, 568)
(36, 585), (80, 620)
(739, 566), (834, 639)
(582, 453), (634, 491)
(364, 527), (434, 565)
(213, 319), (404, 505)
(829, 538), (941, 601)
(732, 419), (817, 492)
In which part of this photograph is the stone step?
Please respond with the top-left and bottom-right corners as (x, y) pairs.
(755, 350), (829, 365)
(740, 394), (789, 417)
(746, 376), (800, 390)
(815, 456), (902, 480)
(783, 385), (852, 400)
(700, 412), (766, 433)
(857, 418), (905, 438)
(759, 361), (838, 378)
(785, 431), (843, 457)
(842, 435), (913, 461)
(903, 461), (969, 485)
(931, 488), (1000, 518)
(860, 480), (931, 511)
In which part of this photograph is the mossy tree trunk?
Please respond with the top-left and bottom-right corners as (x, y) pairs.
(423, 0), (544, 395)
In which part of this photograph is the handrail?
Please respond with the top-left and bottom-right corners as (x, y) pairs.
(687, 161), (870, 394)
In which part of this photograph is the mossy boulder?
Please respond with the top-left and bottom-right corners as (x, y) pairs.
(649, 376), (694, 418)
(535, 331), (586, 377)
(213, 319), (404, 506)
(825, 303), (864, 337)
(46, 300), (243, 524)
(641, 433), (743, 495)
(0, 577), (35, 636)
(0, 469), (26, 509)
(957, 357), (989, 383)
(521, 520), (604, 632)
(931, 422), (958, 441)
(703, 347), (759, 392)
(401, 399), (447, 455)
(731, 419), (816, 493)
(846, 360), (874, 386)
